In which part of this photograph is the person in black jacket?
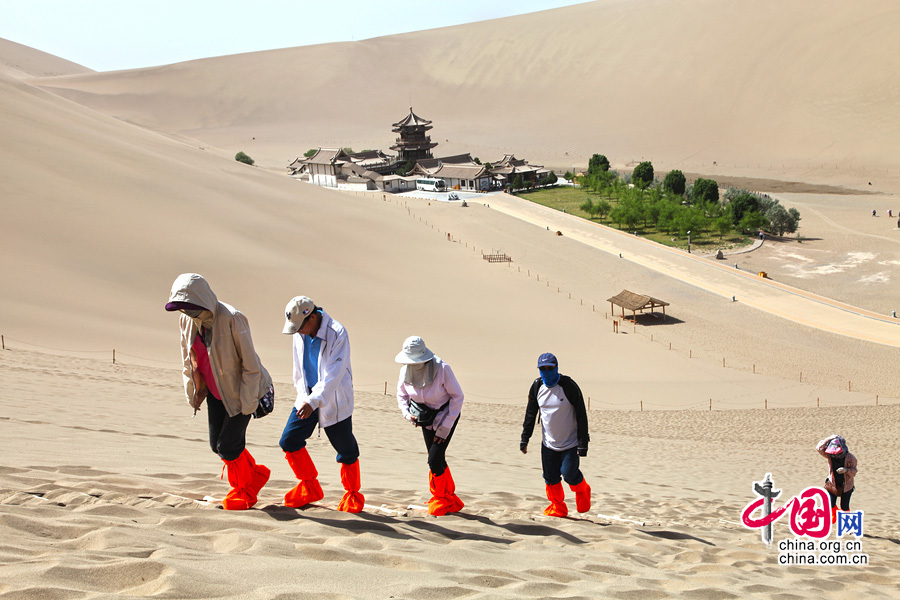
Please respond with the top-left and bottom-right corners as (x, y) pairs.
(520, 352), (591, 517)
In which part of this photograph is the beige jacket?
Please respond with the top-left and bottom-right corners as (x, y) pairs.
(169, 273), (272, 417)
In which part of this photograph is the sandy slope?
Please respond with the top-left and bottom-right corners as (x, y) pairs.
(3, 6), (900, 598)
(26, 1), (900, 192)
(0, 37), (91, 79)
(1, 349), (898, 599)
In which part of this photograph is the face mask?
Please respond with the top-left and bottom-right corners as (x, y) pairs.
(540, 368), (561, 388)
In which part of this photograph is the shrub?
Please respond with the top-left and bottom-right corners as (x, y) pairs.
(303, 148), (317, 158)
(692, 178), (719, 204)
(632, 161), (654, 189)
(663, 170), (686, 195)
(588, 154), (610, 174)
(235, 151), (254, 166)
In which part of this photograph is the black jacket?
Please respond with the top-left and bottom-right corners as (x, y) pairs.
(521, 375), (590, 455)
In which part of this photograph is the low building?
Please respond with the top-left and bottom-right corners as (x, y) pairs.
(409, 153), (491, 191)
(490, 154), (550, 188)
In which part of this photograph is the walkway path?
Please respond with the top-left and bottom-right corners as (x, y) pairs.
(487, 193), (900, 347)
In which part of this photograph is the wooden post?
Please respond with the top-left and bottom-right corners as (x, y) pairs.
(1, 335), (4, 350)
(800, 372), (802, 382)
(112, 349), (116, 364)
(753, 364), (755, 374)
(848, 381), (851, 392)
(650, 334), (653, 342)
(876, 395), (878, 406)
(709, 398), (712, 411)
(640, 400), (643, 411)
(722, 358), (725, 367)
(817, 397), (820, 408)
(669, 343), (671, 350)
(765, 398), (767, 410)
(384, 382), (387, 395)
(588, 396), (591, 409)
(690, 350), (692, 358)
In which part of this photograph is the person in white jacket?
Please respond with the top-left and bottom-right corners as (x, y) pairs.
(279, 296), (364, 512)
(395, 336), (464, 515)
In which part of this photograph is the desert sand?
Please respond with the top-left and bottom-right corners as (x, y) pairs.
(2, 0), (900, 597)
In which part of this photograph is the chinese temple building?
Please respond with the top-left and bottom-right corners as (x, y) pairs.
(390, 107), (438, 164)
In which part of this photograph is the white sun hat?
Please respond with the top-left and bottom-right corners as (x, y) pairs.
(394, 336), (435, 364)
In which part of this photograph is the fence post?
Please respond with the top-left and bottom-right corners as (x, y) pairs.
(112, 349), (116, 364)
(1, 335), (4, 350)
(384, 382), (387, 395)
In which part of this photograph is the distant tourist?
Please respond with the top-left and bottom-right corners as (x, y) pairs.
(395, 336), (465, 515)
(279, 296), (364, 512)
(816, 435), (858, 518)
(520, 353), (591, 517)
(165, 273), (273, 510)
(872, 209), (877, 216)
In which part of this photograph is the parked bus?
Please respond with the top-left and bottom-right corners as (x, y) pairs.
(416, 178), (447, 192)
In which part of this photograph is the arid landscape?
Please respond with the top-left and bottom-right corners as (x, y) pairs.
(2, 1), (899, 597)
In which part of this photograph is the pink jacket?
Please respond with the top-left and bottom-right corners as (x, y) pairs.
(397, 357), (463, 440)
(816, 435), (858, 494)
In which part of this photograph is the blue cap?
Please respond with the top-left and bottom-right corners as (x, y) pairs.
(537, 352), (558, 368)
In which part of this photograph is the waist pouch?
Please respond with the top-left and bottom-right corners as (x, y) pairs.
(253, 386), (275, 419)
(408, 399), (449, 427)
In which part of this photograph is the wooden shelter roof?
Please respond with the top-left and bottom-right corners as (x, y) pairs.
(607, 290), (669, 311)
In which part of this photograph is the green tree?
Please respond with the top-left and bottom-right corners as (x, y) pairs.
(235, 151), (254, 166)
(766, 205), (802, 236)
(692, 178), (719, 205)
(632, 161), (654, 189)
(303, 148), (317, 158)
(580, 198), (595, 218)
(729, 192), (761, 226)
(663, 170), (686, 195)
(739, 210), (768, 233)
(564, 171), (574, 182)
(512, 175), (524, 191)
(595, 199), (612, 221)
(588, 154), (610, 174)
(714, 215), (732, 239)
(547, 171), (558, 185)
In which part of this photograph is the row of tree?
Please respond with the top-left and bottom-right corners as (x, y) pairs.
(572, 155), (800, 238)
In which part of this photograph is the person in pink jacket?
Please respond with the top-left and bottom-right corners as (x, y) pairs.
(395, 336), (464, 515)
(816, 434), (858, 516)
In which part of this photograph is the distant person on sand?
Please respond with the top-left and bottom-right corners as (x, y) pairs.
(395, 336), (465, 515)
(520, 353), (591, 517)
(279, 296), (364, 512)
(165, 273), (273, 510)
(816, 434), (858, 517)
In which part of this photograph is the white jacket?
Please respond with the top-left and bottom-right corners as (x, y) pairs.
(292, 310), (354, 427)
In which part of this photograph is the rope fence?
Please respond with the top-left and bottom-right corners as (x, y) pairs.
(3, 191), (897, 411)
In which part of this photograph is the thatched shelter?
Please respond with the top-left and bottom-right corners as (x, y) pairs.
(607, 290), (669, 321)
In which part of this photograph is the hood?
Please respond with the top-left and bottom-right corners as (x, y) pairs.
(167, 273), (218, 313)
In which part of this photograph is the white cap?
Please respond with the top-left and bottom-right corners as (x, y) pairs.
(282, 296), (316, 334)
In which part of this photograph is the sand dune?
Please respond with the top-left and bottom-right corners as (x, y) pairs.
(2, 349), (898, 598)
(0, 37), (92, 79)
(3, 5), (900, 597)
(26, 0), (900, 191)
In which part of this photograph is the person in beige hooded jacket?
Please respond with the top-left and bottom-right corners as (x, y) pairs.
(166, 273), (273, 510)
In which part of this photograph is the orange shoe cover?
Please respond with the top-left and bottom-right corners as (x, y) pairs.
(428, 468), (465, 516)
(337, 460), (365, 513)
(569, 479), (591, 513)
(222, 450), (267, 510)
(544, 482), (568, 517)
(284, 448), (324, 508)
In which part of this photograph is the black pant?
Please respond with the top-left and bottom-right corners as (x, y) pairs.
(423, 416), (459, 476)
(827, 485), (854, 511)
(207, 394), (251, 461)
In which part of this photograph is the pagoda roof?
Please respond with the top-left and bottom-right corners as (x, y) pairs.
(392, 107), (432, 128)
